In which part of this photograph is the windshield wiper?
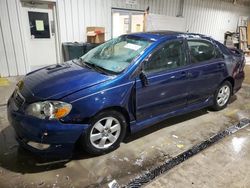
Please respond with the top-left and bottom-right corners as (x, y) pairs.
(84, 62), (109, 75)
(72, 58), (89, 68)
(74, 57), (97, 71)
(78, 57), (117, 75)
(81, 61), (93, 70)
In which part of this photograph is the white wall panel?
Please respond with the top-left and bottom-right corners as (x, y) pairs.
(57, 0), (67, 42)
(64, 0), (74, 41)
(77, 0), (85, 41)
(0, 0), (27, 77)
(111, 0), (181, 16)
(57, 0), (182, 43)
(58, 0), (112, 42)
(0, 0), (18, 76)
(112, 0), (249, 43)
(7, 0), (27, 75)
(183, 0), (250, 42)
(0, 20), (9, 77)
(72, 0), (80, 41)
(146, 14), (186, 31)
(16, 0), (29, 74)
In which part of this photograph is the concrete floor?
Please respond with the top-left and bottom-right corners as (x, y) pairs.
(0, 66), (250, 187)
(145, 127), (250, 188)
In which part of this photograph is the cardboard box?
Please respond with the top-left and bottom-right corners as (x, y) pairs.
(86, 27), (105, 44)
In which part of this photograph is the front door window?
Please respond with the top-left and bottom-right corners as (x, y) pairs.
(144, 40), (187, 74)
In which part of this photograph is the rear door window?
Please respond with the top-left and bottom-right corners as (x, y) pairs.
(187, 40), (220, 63)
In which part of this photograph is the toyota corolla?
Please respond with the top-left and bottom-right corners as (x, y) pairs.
(7, 31), (245, 155)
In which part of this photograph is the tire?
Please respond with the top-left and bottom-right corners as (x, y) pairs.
(211, 81), (232, 111)
(81, 110), (127, 155)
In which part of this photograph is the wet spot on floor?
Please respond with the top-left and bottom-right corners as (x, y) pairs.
(176, 144), (185, 149)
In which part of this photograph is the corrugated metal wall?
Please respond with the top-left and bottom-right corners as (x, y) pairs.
(183, 0), (250, 42)
(0, 0), (27, 77)
(111, 0), (181, 16)
(111, 0), (250, 42)
(56, 0), (182, 43)
(0, 0), (249, 77)
(57, 0), (250, 43)
(57, 0), (112, 42)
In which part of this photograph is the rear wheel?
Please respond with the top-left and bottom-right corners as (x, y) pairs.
(82, 110), (127, 155)
(212, 81), (232, 111)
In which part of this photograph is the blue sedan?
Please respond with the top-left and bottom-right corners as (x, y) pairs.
(7, 31), (245, 155)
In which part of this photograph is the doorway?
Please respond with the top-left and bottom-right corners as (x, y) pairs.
(112, 9), (144, 38)
(21, 1), (60, 71)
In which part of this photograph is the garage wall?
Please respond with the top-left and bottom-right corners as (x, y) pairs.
(183, 0), (250, 42)
(0, 0), (27, 77)
(111, 0), (250, 42)
(57, 0), (183, 43)
(111, 0), (181, 16)
(0, 0), (250, 77)
(57, 0), (112, 42)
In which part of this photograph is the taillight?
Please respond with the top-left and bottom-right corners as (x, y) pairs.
(240, 58), (246, 71)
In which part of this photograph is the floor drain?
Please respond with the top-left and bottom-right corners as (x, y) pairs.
(126, 118), (250, 188)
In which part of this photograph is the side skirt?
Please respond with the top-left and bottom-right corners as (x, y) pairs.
(130, 97), (213, 133)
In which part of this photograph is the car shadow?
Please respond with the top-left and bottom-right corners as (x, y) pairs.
(229, 94), (237, 104)
(124, 108), (208, 143)
(125, 94), (237, 144)
(0, 126), (97, 172)
(0, 126), (67, 174)
(0, 108), (209, 174)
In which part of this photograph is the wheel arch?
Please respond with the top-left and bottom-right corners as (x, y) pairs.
(221, 76), (234, 91)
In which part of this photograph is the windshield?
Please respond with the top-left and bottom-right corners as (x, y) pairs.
(80, 35), (153, 74)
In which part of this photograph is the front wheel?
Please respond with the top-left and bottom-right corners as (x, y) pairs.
(211, 81), (232, 111)
(82, 110), (127, 155)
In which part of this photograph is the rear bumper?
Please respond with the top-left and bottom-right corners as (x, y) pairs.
(233, 71), (245, 94)
(7, 98), (90, 156)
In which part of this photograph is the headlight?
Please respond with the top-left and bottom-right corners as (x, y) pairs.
(26, 101), (72, 120)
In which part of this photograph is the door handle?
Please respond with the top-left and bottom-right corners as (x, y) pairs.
(187, 72), (193, 78)
(217, 64), (225, 68)
(180, 71), (187, 78)
(179, 71), (193, 78)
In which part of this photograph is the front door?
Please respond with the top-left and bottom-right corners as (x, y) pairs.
(22, 2), (58, 71)
(136, 39), (189, 122)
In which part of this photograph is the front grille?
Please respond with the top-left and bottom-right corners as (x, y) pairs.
(13, 91), (25, 109)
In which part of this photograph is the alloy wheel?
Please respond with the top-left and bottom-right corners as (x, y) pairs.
(217, 85), (230, 107)
(90, 117), (121, 149)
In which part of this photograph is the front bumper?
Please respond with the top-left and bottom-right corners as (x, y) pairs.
(7, 97), (90, 156)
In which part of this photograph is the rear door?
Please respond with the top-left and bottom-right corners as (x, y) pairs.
(185, 39), (227, 105)
(135, 39), (189, 122)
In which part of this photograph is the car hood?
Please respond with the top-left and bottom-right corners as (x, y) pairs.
(19, 62), (112, 101)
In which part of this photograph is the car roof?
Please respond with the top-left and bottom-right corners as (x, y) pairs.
(126, 30), (208, 41)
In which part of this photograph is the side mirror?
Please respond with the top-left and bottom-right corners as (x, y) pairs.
(139, 71), (149, 87)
